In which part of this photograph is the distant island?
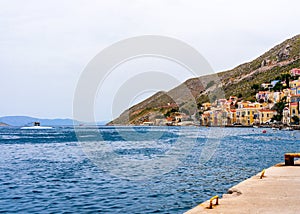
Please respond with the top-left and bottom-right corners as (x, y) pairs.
(108, 34), (300, 126)
(0, 116), (109, 127)
(0, 116), (79, 127)
(0, 122), (8, 127)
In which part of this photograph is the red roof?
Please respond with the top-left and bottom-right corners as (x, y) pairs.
(242, 107), (260, 109)
(166, 117), (173, 121)
(291, 68), (300, 73)
(257, 91), (270, 94)
(259, 109), (276, 112)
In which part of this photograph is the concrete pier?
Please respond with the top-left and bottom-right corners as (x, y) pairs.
(185, 160), (300, 214)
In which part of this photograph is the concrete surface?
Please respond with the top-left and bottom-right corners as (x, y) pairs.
(185, 161), (300, 214)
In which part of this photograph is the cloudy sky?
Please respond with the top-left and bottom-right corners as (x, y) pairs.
(1, 0), (300, 121)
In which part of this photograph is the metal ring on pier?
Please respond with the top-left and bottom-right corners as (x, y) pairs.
(260, 169), (266, 179)
(209, 195), (219, 209)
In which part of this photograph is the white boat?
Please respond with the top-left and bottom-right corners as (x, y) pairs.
(282, 126), (293, 131)
(21, 122), (53, 130)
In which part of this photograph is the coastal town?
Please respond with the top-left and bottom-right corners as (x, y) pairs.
(143, 68), (300, 128)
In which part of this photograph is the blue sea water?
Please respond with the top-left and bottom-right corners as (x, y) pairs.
(0, 126), (299, 213)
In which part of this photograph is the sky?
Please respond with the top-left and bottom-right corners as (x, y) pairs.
(1, 0), (300, 121)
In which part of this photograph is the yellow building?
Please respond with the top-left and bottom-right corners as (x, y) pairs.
(202, 108), (229, 126)
(229, 109), (237, 124)
(283, 88), (292, 98)
(259, 109), (276, 124)
(235, 102), (262, 125)
(290, 102), (299, 119)
(236, 107), (260, 125)
(290, 78), (300, 88)
(201, 102), (211, 110)
(201, 112), (211, 126)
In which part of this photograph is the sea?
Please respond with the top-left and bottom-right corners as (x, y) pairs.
(0, 126), (299, 213)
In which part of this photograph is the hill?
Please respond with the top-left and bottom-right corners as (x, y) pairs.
(0, 122), (9, 127)
(108, 34), (300, 125)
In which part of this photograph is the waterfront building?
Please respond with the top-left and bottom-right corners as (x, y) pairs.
(201, 112), (211, 126)
(290, 102), (299, 118)
(282, 107), (290, 125)
(236, 106), (260, 125)
(229, 109), (237, 124)
(258, 109), (276, 124)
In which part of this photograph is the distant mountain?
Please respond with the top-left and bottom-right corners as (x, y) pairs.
(0, 122), (8, 127)
(0, 116), (80, 127)
(108, 34), (300, 125)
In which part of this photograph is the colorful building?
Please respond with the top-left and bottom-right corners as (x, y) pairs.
(236, 107), (260, 125)
(291, 87), (300, 95)
(201, 112), (211, 126)
(282, 107), (290, 125)
(283, 88), (292, 97)
(290, 95), (300, 103)
(201, 102), (211, 111)
(290, 78), (300, 88)
(268, 91), (283, 103)
(290, 102), (299, 118)
(290, 68), (300, 77)
(229, 109), (237, 124)
(256, 91), (270, 102)
(258, 109), (276, 124)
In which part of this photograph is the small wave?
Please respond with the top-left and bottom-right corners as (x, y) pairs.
(0, 135), (21, 140)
